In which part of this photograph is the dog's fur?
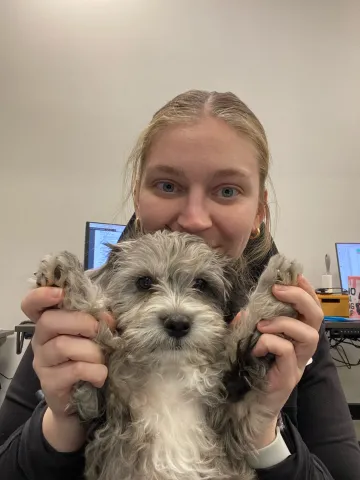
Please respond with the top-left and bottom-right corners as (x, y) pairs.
(35, 230), (302, 480)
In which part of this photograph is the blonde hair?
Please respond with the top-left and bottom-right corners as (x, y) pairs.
(125, 89), (272, 265)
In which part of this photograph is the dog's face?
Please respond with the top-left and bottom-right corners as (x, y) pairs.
(100, 231), (235, 360)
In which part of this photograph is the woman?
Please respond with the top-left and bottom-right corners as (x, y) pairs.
(0, 90), (359, 479)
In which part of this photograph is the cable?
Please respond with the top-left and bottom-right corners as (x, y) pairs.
(334, 346), (351, 368)
(328, 336), (360, 368)
(0, 372), (13, 380)
(347, 340), (360, 349)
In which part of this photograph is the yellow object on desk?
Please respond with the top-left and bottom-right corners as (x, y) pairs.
(317, 294), (349, 318)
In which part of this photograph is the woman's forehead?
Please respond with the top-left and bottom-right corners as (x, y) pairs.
(144, 118), (259, 179)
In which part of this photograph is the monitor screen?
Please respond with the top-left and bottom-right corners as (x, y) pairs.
(84, 222), (126, 270)
(335, 243), (360, 291)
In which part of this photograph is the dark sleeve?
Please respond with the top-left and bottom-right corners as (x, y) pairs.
(256, 413), (335, 479)
(256, 324), (360, 480)
(119, 213), (136, 241)
(244, 225), (279, 284)
(0, 343), (40, 445)
(297, 323), (360, 479)
(0, 401), (85, 480)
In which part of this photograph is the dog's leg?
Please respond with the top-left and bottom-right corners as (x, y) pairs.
(35, 251), (114, 421)
(219, 254), (303, 471)
(224, 253), (303, 403)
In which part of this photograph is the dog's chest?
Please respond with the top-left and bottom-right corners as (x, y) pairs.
(132, 365), (205, 438)
(129, 364), (219, 477)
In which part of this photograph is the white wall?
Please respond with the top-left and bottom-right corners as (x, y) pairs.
(0, 0), (359, 423)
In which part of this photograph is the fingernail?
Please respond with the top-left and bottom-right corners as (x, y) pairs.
(258, 319), (270, 327)
(50, 288), (62, 299)
(274, 284), (288, 291)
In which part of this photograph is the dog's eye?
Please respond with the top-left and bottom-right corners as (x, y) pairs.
(136, 276), (154, 290)
(193, 278), (208, 292)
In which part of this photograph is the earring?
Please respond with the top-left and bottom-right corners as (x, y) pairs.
(250, 226), (261, 240)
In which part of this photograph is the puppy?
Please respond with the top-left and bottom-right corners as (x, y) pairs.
(34, 230), (302, 480)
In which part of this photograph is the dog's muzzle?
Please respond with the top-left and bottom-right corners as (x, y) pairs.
(161, 314), (191, 338)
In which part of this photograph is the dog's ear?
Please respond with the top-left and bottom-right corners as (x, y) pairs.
(86, 242), (125, 288)
(87, 233), (145, 288)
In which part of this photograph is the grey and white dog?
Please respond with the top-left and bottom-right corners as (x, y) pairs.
(35, 230), (302, 480)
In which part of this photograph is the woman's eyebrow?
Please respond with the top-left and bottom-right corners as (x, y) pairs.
(212, 168), (251, 180)
(145, 166), (251, 181)
(146, 165), (186, 178)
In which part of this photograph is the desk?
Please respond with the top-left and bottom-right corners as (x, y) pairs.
(0, 329), (14, 348)
(13, 322), (360, 420)
(325, 321), (360, 421)
(0, 330), (15, 389)
(325, 321), (360, 340)
(16, 321), (360, 341)
(15, 323), (35, 354)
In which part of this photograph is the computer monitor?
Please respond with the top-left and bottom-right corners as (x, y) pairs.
(84, 222), (126, 271)
(335, 243), (360, 291)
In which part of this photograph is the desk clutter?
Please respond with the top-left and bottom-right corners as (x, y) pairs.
(0, 330), (15, 389)
(317, 292), (360, 413)
(317, 293), (350, 318)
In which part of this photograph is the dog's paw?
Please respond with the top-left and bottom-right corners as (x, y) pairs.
(256, 254), (303, 294)
(35, 251), (83, 289)
(224, 330), (271, 403)
(224, 254), (303, 403)
(35, 251), (107, 315)
(70, 380), (105, 422)
(245, 253), (303, 322)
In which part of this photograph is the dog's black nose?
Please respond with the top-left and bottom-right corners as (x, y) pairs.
(163, 314), (191, 338)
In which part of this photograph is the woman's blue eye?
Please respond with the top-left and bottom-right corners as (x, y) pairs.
(219, 187), (238, 198)
(158, 182), (176, 193)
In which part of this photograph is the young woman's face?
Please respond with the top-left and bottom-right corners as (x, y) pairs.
(135, 116), (265, 258)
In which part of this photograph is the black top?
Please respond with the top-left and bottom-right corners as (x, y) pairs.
(1, 220), (360, 479)
(1, 325), (360, 479)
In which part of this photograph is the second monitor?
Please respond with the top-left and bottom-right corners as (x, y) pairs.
(84, 222), (126, 270)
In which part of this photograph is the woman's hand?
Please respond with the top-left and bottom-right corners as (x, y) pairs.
(21, 287), (114, 452)
(249, 275), (323, 448)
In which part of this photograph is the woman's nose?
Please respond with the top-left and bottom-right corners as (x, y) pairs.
(177, 198), (212, 233)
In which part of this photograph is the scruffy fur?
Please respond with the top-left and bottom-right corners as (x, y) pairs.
(34, 231), (302, 480)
